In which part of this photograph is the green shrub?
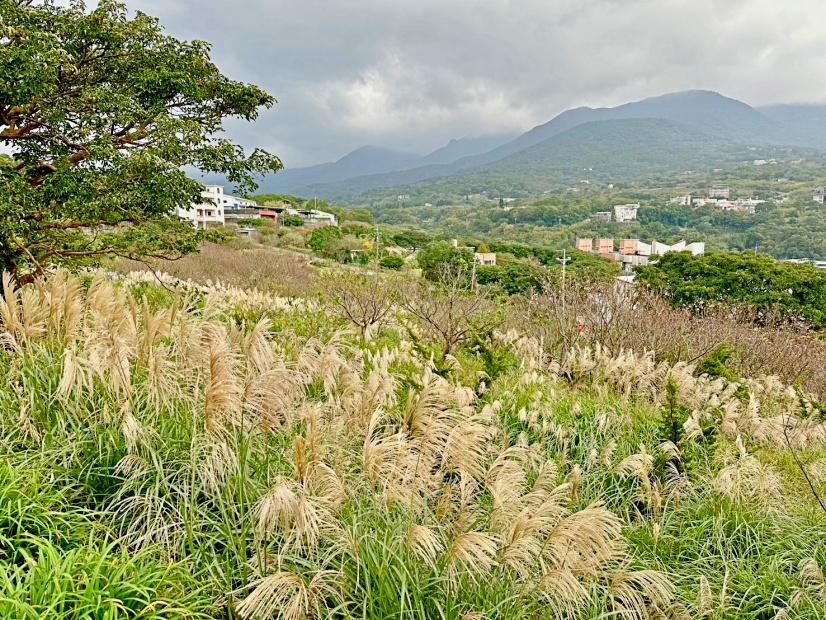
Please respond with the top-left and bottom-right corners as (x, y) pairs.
(308, 226), (343, 254)
(281, 214), (304, 227)
(379, 255), (404, 270)
(416, 241), (473, 283)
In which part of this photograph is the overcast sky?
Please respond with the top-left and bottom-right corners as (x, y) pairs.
(127, 0), (826, 168)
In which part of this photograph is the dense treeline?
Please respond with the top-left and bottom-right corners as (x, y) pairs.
(636, 251), (826, 328)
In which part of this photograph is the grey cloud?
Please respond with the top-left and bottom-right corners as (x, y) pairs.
(128, 0), (826, 166)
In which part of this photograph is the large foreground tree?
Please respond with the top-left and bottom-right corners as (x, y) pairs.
(0, 0), (281, 281)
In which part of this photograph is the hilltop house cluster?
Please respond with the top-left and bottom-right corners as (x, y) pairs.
(576, 237), (704, 273)
(669, 186), (764, 215)
(176, 184), (338, 229)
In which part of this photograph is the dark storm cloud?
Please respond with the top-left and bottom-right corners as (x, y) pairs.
(127, 0), (826, 166)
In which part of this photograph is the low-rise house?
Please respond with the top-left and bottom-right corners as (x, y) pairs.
(224, 194), (257, 210)
(813, 188), (826, 204)
(670, 195), (692, 206)
(292, 208), (338, 226)
(614, 203), (640, 223)
(692, 197), (714, 207)
(592, 211), (612, 222)
(474, 252), (497, 266)
(383, 246), (414, 256)
(717, 199), (763, 215)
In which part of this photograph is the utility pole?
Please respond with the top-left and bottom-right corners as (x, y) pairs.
(375, 222), (381, 262)
(556, 248), (571, 311)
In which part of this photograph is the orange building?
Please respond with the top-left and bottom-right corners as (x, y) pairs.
(596, 239), (614, 255)
(619, 239), (638, 255)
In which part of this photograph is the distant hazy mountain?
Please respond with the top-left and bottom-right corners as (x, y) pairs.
(258, 146), (420, 194)
(257, 134), (513, 194)
(270, 90), (802, 198)
(503, 90), (783, 153)
(303, 117), (805, 200)
(416, 134), (516, 166)
(759, 104), (826, 147)
(244, 90), (826, 200)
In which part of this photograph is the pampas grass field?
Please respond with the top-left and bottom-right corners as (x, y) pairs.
(0, 263), (824, 619)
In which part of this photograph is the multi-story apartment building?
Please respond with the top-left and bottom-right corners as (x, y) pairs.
(177, 185), (259, 229)
(177, 184), (226, 229)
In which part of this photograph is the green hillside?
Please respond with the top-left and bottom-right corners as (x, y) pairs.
(331, 118), (809, 203)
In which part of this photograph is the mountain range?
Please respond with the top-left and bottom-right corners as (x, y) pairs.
(250, 90), (826, 200)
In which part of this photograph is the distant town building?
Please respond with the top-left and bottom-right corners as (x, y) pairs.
(709, 185), (731, 199)
(692, 197), (714, 207)
(619, 239), (640, 255)
(670, 195), (693, 206)
(596, 238), (615, 255)
(576, 238), (593, 252)
(577, 237), (705, 273)
(785, 258), (826, 269)
(592, 211), (612, 222)
(474, 252), (497, 266)
(614, 203), (640, 223)
(717, 199), (764, 215)
(813, 188), (826, 204)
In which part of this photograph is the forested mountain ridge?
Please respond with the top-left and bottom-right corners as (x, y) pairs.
(302, 117), (810, 200)
(257, 90), (821, 199)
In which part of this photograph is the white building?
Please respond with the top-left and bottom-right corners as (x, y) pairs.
(177, 184), (226, 229)
(177, 184), (260, 229)
(224, 195), (258, 210)
(614, 203), (640, 223)
(813, 188), (826, 204)
(286, 207), (338, 226)
(616, 239), (704, 273)
(650, 240), (705, 256)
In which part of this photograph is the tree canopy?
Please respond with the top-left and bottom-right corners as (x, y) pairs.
(0, 0), (280, 280)
(416, 241), (474, 284)
(636, 251), (826, 328)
